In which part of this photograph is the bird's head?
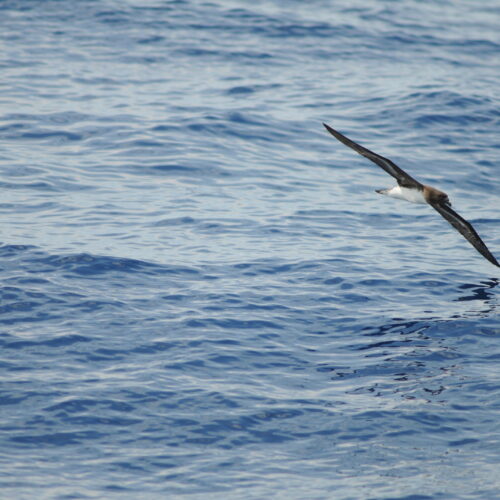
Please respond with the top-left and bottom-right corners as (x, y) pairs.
(426, 186), (452, 207)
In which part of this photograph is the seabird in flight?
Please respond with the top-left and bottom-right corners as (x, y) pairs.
(323, 123), (499, 267)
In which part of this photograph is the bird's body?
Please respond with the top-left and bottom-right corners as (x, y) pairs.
(323, 123), (499, 267)
(377, 185), (427, 205)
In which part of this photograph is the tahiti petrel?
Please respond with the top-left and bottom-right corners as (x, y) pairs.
(323, 123), (499, 267)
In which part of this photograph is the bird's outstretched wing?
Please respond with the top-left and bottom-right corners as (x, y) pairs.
(430, 202), (499, 267)
(323, 123), (422, 189)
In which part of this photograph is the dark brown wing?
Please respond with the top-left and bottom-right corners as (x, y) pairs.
(431, 202), (499, 267)
(323, 123), (422, 189)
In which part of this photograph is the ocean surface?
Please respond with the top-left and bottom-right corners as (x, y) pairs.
(1, 1), (499, 498)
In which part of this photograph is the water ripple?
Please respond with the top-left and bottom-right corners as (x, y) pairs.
(1, 0), (499, 498)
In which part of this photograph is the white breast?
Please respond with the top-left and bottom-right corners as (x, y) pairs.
(387, 185), (427, 205)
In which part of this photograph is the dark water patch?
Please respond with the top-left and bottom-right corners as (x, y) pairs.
(153, 216), (196, 227)
(0, 180), (57, 191)
(136, 35), (165, 45)
(185, 317), (284, 330)
(414, 113), (493, 128)
(405, 90), (491, 108)
(132, 341), (177, 355)
(28, 252), (200, 278)
(0, 244), (38, 257)
(18, 129), (83, 143)
(1, 334), (91, 350)
(226, 86), (255, 96)
(149, 164), (201, 175)
(10, 431), (103, 446)
(31, 253), (156, 276)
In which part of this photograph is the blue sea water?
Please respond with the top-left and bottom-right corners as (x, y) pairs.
(1, 0), (499, 498)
